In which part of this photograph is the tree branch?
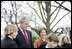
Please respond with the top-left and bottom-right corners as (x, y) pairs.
(55, 1), (71, 12)
(41, 2), (47, 22)
(50, 12), (70, 31)
(37, 1), (45, 23)
(27, 2), (43, 23)
(50, 1), (65, 25)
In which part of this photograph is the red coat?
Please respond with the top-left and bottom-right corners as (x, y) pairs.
(34, 37), (48, 48)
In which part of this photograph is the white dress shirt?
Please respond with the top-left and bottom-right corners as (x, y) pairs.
(8, 35), (13, 40)
(18, 26), (28, 39)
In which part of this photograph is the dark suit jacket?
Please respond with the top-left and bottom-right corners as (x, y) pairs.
(55, 45), (63, 48)
(1, 36), (18, 48)
(61, 43), (71, 48)
(14, 27), (34, 48)
(39, 42), (47, 48)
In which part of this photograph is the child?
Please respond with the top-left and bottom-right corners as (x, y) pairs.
(1, 24), (18, 48)
(46, 34), (63, 48)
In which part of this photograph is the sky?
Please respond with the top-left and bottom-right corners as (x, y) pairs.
(1, 1), (71, 36)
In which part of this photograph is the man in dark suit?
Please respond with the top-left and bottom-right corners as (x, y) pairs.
(14, 17), (34, 48)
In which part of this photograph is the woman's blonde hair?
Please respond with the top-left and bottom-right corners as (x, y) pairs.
(61, 36), (70, 45)
(4, 24), (18, 36)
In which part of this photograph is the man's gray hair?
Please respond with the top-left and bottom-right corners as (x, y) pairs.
(19, 17), (29, 23)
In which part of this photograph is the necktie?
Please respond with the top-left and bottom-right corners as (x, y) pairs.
(24, 30), (29, 47)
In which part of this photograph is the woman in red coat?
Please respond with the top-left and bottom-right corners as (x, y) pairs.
(34, 27), (48, 48)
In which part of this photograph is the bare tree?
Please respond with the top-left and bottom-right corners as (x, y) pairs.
(1, 1), (71, 36)
(27, 1), (71, 35)
(1, 1), (19, 26)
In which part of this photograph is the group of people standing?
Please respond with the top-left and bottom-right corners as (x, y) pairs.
(34, 27), (71, 48)
(1, 17), (71, 48)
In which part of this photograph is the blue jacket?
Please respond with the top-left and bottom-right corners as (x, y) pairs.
(14, 27), (34, 48)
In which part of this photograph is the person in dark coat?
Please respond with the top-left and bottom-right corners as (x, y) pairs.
(1, 36), (18, 48)
(39, 42), (47, 48)
(61, 36), (71, 48)
(14, 17), (34, 48)
(46, 34), (63, 48)
(1, 24), (18, 48)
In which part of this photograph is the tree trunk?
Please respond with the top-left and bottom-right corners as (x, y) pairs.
(45, 1), (51, 34)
